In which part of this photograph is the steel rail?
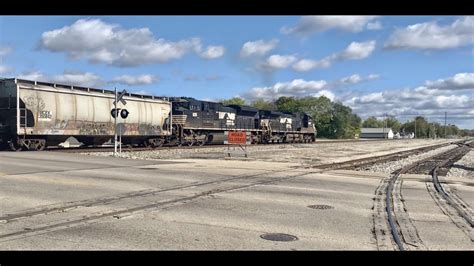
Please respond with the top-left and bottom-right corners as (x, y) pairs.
(384, 141), (471, 251)
(432, 160), (473, 227)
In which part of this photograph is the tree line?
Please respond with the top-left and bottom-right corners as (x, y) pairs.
(220, 96), (473, 139)
(362, 115), (473, 138)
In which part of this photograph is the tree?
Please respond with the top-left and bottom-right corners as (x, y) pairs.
(298, 96), (334, 138)
(362, 116), (384, 128)
(275, 96), (300, 113)
(385, 116), (401, 133)
(400, 116), (430, 138)
(220, 97), (246, 106)
(330, 102), (361, 139)
(250, 99), (276, 110)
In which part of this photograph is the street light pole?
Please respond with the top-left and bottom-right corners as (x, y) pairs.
(114, 87), (117, 157)
(383, 113), (387, 139)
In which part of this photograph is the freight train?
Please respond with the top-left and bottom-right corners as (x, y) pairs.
(0, 78), (316, 151)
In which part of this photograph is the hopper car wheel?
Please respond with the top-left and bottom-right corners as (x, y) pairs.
(197, 140), (206, 146)
(143, 140), (152, 148)
(187, 141), (195, 147)
(9, 142), (23, 152)
(35, 142), (45, 151)
(153, 139), (165, 148)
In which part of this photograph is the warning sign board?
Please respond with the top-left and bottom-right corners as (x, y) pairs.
(224, 131), (251, 145)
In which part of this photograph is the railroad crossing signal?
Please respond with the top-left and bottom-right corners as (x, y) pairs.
(111, 108), (129, 119)
(113, 88), (128, 157)
(113, 89), (127, 105)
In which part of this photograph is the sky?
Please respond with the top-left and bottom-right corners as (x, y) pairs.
(0, 16), (473, 129)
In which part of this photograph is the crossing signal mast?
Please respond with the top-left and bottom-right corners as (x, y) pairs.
(112, 88), (129, 157)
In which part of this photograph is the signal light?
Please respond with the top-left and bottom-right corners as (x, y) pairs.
(111, 108), (119, 118)
(111, 108), (129, 119)
(120, 109), (129, 119)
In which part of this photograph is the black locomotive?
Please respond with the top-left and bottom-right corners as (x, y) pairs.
(170, 97), (316, 146)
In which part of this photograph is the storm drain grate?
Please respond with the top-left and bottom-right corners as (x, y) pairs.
(260, 233), (298, 242)
(308, 204), (334, 210)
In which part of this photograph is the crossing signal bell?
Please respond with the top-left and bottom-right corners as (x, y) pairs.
(111, 108), (129, 119)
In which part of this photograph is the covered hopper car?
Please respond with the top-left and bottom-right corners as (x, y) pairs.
(0, 78), (172, 151)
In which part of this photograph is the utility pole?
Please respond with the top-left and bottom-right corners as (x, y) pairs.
(382, 113), (385, 139)
(444, 111), (447, 138)
(114, 88), (118, 157)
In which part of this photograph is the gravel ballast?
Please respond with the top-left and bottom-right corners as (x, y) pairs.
(80, 139), (454, 167)
(446, 150), (474, 179)
(359, 145), (459, 174)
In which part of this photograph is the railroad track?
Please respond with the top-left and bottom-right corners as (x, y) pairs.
(422, 144), (473, 241)
(1, 140), (457, 222)
(0, 140), (458, 226)
(0, 138), (470, 245)
(0, 166), (321, 242)
(315, 140), (464, 170)
(44, 138), (398, 153)
(373, 141), (473, 251)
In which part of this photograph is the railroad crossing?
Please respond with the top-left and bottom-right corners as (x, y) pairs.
(0, 139), (472, 250)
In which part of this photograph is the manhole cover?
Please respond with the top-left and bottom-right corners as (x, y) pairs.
(308, 204), (334, 210)
(260, 233), (298, 242)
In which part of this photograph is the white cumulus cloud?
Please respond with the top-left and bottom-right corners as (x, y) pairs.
(424, 72), (474, 90)
(241, 79), (328, 100)
(240, 39), (279, 57)
(111, 74), (158, 86)
(40, 19), (224, 67)
(51, 71), (104, 87)
(292, 58), (332, 71)
(385, 16), (474, 50)
(260, 54), (298, 71)
(367, 21), (383, 30)
(337, 40), (377, 60)
(292, 40), (376, 72)
(18, 70), (103, 87)
(342, 72), (474, 129)
(17, 71), (45, 80)
(282, 16), (379, 35)
(199, 45), (225, 59)
(240, 73), (379, 101)
(314, 90), (336, 101)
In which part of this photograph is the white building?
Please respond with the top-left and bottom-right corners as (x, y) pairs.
(360, 128), (394, 139)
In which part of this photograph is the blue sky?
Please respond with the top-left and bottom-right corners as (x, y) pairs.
(0, 16), (473, 128)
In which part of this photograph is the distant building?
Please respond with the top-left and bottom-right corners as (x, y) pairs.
(360, 128), (394, 139)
